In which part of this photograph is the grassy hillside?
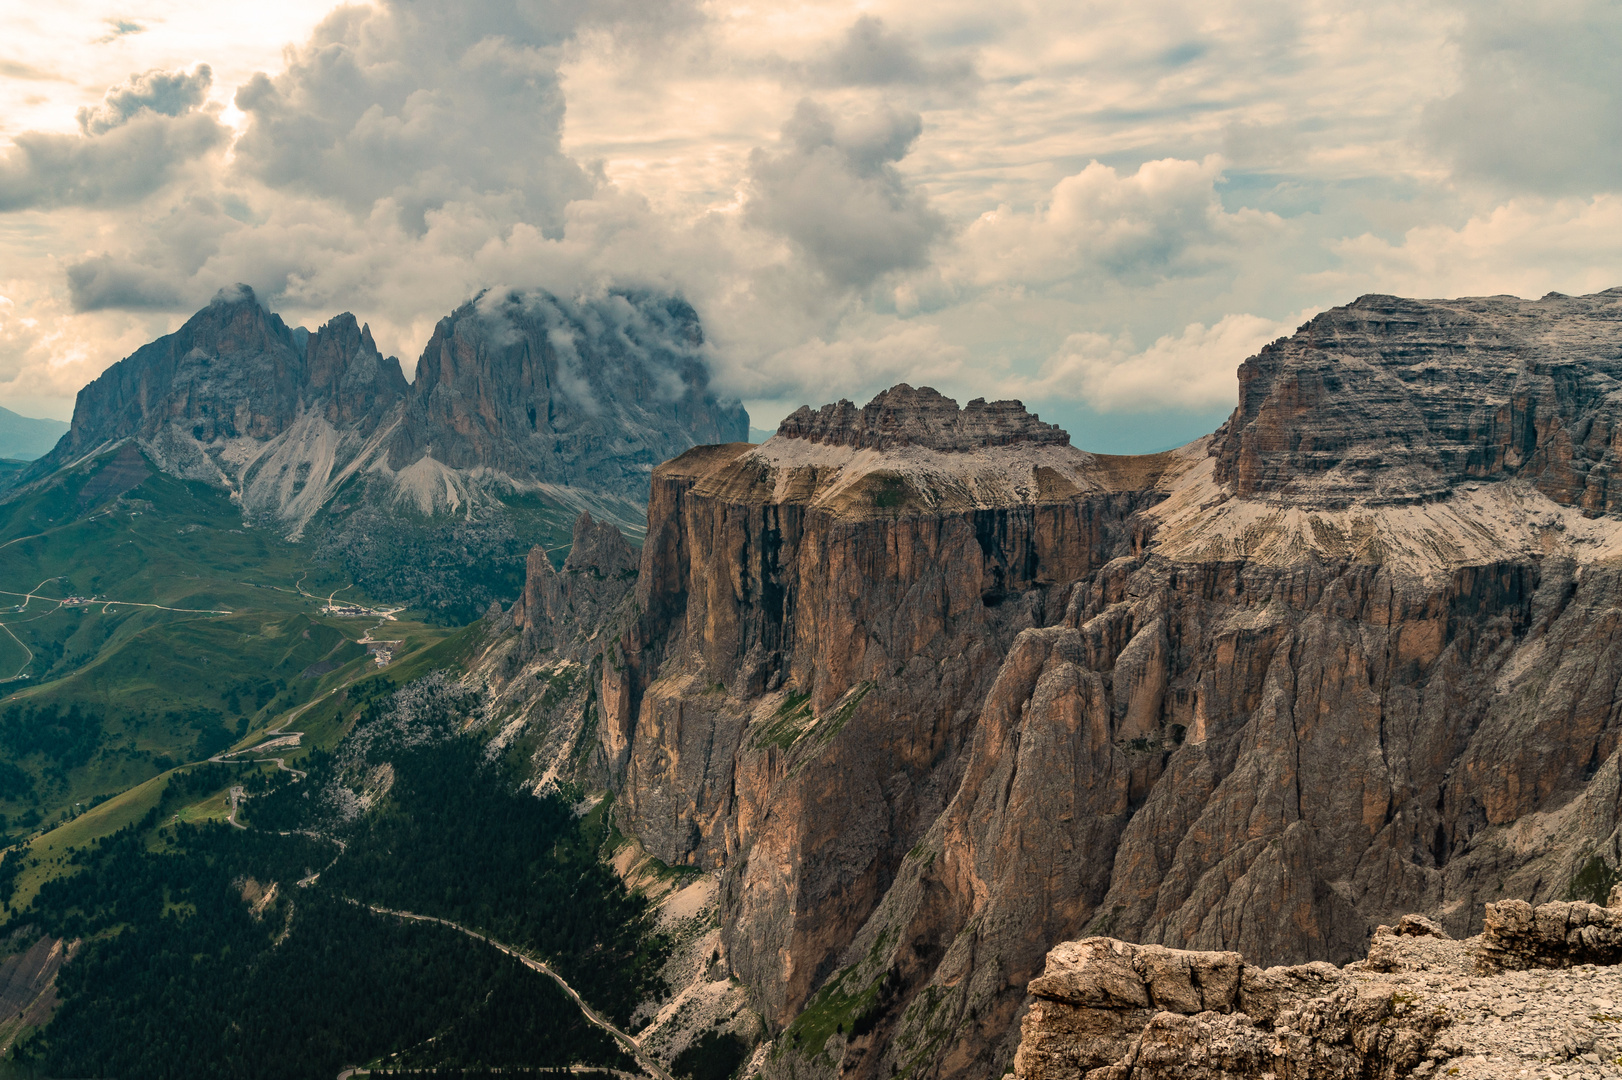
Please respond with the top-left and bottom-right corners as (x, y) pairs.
(0, 445), (462, 843)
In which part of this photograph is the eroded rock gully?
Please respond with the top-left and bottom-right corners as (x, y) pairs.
(1014, 896), (1622, 1080)
(486, 289), (1622, 1079)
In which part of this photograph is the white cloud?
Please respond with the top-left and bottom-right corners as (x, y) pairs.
(1424, 0), (1622, 196)
(78, 64), (214, 134)
(1322, 195), (1622, 300)
(746, 100), (945, 288)
(951, 156), (1282, 288)
(1001, 312), (1309, 413)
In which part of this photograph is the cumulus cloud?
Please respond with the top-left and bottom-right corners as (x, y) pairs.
(8, 0), (1622, 446)
(0, 64), (225, 212)
(1322, 194), (1622, 300)
(78, 64), (212, 134)
(954, 156), (1281, 288)
(1002, 312), (1307, 412)
(737, 320), (971, 406)
(746, 100), (946, 288)
(1425, 0), (1622, 195)
(0, 112), (225, 212)
(66, 255), (186, 313)
(231, 1), (593, 234)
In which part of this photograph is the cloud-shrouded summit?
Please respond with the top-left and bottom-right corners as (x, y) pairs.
(3, 0), (1622, 451)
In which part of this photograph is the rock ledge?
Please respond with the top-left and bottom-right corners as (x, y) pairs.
(1015, 894), (1622, 1080)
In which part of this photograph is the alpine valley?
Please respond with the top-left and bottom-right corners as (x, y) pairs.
(6, 285), (1622, 1080)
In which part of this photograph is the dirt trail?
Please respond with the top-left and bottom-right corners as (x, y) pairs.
(344, 903), (674, 1080)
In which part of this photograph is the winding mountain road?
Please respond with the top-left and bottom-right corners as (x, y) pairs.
(343, 903), (673, 1080)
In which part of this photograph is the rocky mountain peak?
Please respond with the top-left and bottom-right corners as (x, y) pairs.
(303, 312), (408, 429)
(386, 288), (748, 500)
(17, 282), (748, 616)
(775, 383), (1069, 451)
(1212, 287), (1622, 509)
(563, 511), (636, 578)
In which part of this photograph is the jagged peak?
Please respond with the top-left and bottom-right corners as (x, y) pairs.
(562, 511), (636, 577)
(776, 384), (1069, 452)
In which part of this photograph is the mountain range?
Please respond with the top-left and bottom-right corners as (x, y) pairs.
(18, 285), (746, 619)
(9, 286), (1622, 1077)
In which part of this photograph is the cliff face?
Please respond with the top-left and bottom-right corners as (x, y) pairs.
(543, 289), (1622, 1080)
(1214, 289), (1622, 508)
(391, 290), (747, 500)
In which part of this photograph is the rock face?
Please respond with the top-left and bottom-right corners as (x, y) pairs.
(1214, 290), (1622, 508)
(508, 288), (1622, 1080)
(391, 290), (745, 498)
(22, 285), (745, 616)
(44, 286), (404, 490)
(512, 510), (639, 657)
(775, 384), (1070, 450)
(1014, 896), (1622, 1080)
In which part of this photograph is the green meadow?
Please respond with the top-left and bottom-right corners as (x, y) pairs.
(0, 446), (464, 848)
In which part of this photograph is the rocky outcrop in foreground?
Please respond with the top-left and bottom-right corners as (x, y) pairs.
(1015, 894), (1622, 1080)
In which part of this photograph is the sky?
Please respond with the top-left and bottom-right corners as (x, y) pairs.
(1, 0), (1620, 451)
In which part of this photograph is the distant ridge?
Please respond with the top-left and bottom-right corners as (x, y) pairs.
(0, 405), (68, 460)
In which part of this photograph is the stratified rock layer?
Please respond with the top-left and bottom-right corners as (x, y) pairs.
(776, 384), (1069, 451)
(1214, 289), (1622, 508)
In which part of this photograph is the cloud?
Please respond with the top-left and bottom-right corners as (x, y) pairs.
(1322, 194), (1622, 300)
(96, 19), (149, 44)
(0, 278), (170, 417)
(9, 0), (1622, 449)
(66, 255), (186, 313)
(0, 64), (224, 212)
(0, 60), (69, 81)
(230, 1), (594, 234)
(1425, 0), (1622, 195)
(995, 312), (1306, 413)
(746, 99), (946, 288)
(740, 320), (972, 406)
(0, 111), (226, 212)
(78, 64), (212, 135)
(953, 156), (1281, 288)
(802, 16), (977, 90)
